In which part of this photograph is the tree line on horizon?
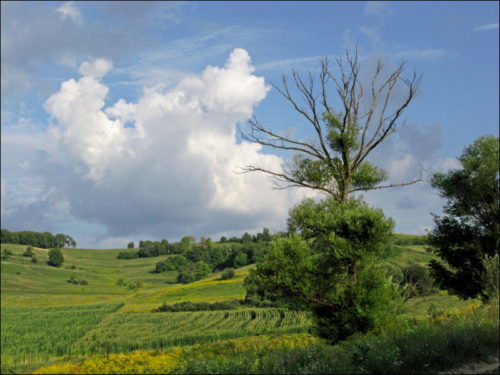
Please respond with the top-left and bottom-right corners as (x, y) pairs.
(0, 229), (77, 249)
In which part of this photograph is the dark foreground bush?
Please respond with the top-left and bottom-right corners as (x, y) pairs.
(173, 300), (499, 374)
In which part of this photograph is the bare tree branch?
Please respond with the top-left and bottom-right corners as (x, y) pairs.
(238, 46), (423, 202)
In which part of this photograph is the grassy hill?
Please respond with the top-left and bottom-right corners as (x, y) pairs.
(1, 240), (495, 374)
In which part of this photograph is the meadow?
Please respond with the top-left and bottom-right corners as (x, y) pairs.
(1, 238), (498, 374)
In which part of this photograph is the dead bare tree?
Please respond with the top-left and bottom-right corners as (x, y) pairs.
(240, 48), (423, 203)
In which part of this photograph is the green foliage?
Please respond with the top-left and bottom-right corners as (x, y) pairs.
(117, 250), (138, 259)
(393, 233), (427, 246)
(67, 276), (89, 285)
(220, 268), (235, 280)
(400, 263), (436, 297)
(2, 248), (13, 260)
(169, 254), (188, 271)
(0, 229), (76, 248)
(47, 248), (64, 267)
(177, 261), (211, 284)
(127, 241), (134, 249)
(31, 256), (38, 263)
(429, 135), (499, 302)
(23, 245), (34, 257)
(247, 197), (402, 343)
(481, 254), (499, 301)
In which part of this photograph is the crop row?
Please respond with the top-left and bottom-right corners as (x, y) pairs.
(0, 302), (123, 370)
(73, 308), (312, 354)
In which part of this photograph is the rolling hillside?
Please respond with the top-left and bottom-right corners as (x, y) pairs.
(1, 240), (492, 374)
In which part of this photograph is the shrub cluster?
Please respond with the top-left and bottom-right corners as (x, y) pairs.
(67, 275), (88, 285)
(393, 235), (427, 246)
(220, 268), (235, 280)
(1, 248), (13, 260)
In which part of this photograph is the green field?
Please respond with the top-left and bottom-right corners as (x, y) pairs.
(1, 241), (493, 374)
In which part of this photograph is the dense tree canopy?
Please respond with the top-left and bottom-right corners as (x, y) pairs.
(0, 230), (76, 249)
(429, 135), (499, 302)
(246, 198), (403, 343)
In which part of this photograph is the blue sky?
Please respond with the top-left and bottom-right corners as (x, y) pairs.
(1, 1), (498, 248)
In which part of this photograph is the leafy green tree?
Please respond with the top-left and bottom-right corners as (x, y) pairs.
(23, 246), (34, 257)
(429, 135), (499, 302)
(47, 248), (64, 267)
(127, 241), (135, 249)
(246, 198), (403, 343)
(170, 254), (188, 271)
(155, 261), (167, 273)
(240, 48), (422, 203)
(233, 251), (249, 268)
(241, 232), (253, 243)
(193, 260), (211, 280)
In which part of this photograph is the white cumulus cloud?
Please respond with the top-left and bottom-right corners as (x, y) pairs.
(41, 48), (313, 239)
(56, 1), (83, 24)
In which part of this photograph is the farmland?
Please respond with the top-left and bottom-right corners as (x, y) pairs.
(1, 240), (497, 374)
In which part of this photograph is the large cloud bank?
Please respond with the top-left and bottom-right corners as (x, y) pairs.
(40, 48), (310, 239)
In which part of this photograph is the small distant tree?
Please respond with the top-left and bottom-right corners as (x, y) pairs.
(31, 256), (38, 263)
(47, 248), (64, 267)
(241, 232), (252, 243)
(23, 245), (34, 257)
(127, 241), (135, 249)
(220, 236), (227, 243)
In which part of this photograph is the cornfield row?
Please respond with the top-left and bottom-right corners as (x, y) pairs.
(0, 303), (123, 369)
(74, 308), (312, 354)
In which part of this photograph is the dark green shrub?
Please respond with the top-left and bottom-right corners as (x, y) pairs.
(220, 268), (236, 280)
(401, 263), (436, 297)
(23, 246), (34, 257)
(1, 249), (13, 260)
(47, 248), (64, 267)
(117, 250), (138, 259)
(31, 256), (38, 263)
(116, 278), (125, 286)
(155, 261), (166, 273)
(177, 272), (196, 284)
(79, 280), (88, 285)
